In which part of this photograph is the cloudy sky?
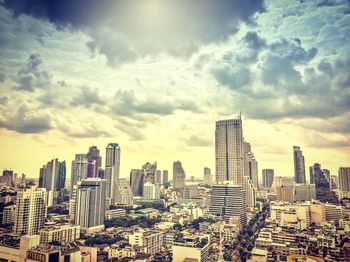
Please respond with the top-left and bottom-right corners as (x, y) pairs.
(0, 0), (349, 180)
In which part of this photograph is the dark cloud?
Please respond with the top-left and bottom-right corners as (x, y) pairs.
(0, 105), (52, 133)
(70, 87), (104, 108)
(211, 65), (251, 89)
(14, 54), (51, 92)
(2, 0), (265, 65)
(243, 31), (266, 50)
(0, 95), (8, 105)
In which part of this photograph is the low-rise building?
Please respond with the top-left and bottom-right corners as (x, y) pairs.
(105, 209), (126, 220)
(172, 234), (210, 262)
(129, 230), (164, 255)
(39, 224), (80, 244)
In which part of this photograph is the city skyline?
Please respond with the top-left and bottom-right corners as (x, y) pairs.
(0, 0), (349, 179)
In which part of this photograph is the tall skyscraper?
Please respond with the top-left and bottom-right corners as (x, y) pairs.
(39, 158), (66, 206)
(215, 116), (244, 185)
(173, 161), (186, 189)
(70, 154), (88, 199)
(203, 167), (212, 185)
(115, 179), (134, 206)
(163, 170), (169, 186)
(0, 170), (14, 186)
(243, 142), (258, 189)
(105, 143), (120, 204)
(86, 146), (102, 178)
(13, 187), (47, 235)
(243, 176), (256, 208)
(272, 176), (295, 203)
(130, 169), (144, 196)
(312, 163), (337, 203)
(262, 169), (274, 188)
(339, 167), (350, 192)
(156, 170), (162, 184)
(142, 162), (157, 184)
(293, 146), (306, 184)
(75, 178), (106, 234)
(209, 183), (247, 226)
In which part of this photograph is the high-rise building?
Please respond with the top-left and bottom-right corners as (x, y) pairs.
(312, 163), (338, 203)
(130, 169), (144, 196)
(39, 158), (66, 206)
(293, 146), (306, 184)
(262, 169), (274, 188)
(13, 187), (47, 235)
(209, 183), (247, 226)
(203, 167), (212, 185)
(86, 146), (102, 178)
(143, 182), (160, 200)
(115, 179), (134, 206)
(215, 116), (244, 185)
(243, 176), (256, 208)
(70, 154), (88, 199)
(163, 170), (169, 186)
(75, 178), (106, 234)
(294, 184), (316, 202)
(0, 170), (14, 186)
(173, 161), (186, 189)
(243, 142), (258, 189)
(272, 176), (295, 203)
(156, 170), (162, 184)
(142, 162), (157, 184)
(339, 167), (350, 192)
(105, 143), (120, 203)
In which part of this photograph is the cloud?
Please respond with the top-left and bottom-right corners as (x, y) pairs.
(13, 54), (51, 92)
(0, 105), (52, 133)
(186, 135), (212, 147)
(2, 0), (265, 65)
(70, 87), (104, 108)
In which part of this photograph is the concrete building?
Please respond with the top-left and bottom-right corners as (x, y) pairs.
(105, 209), (126, 220)
(75, 178), (106, 234)
(163, 170), (169, 186)
(142, 162), (157, 184)
(13, 187), (47, 235)
(129, 230), (164, 255)
(294, 184), (316, 202)
(209, 183), (247, 226)
(339, 167), (350, 192)
(39, 224), (80, 244)
(293, 146), (306, 184)
(272, 177), (295, 203)
(244, 176), (256, 208)
(172, 234), (210, 262)
(324, 203), (342, 222)
(115, 179), (134, 206)
(143, 182), (160, 200)
(0, 170), (14, 186)
(173, 161), (186, 189)
(262, 169), (274, 188)
(2, 205), (15, 225)
(86, 146), (102, 178)
(70, 154), (88, 199)
(203, 167), (213, 185)
(215, 116), (244, 185)
(130, 169), (144, 196)
(244, 142), (258, 189)
(105, 143), (121, 204)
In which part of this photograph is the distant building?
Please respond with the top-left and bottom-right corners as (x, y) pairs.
(86, 146), (102, 178)
(294, 184), (316, 202)
(209, 183), (247, 226)
(75, 178), (106, 234)
(2, 205), (16, 224)
(129, 230), (164, 255)
(143, 182), (160, 200)
(130, 169), (144, 196)
(70, 154), (88, 199)
(215, 116), (244, 185)
(115, 179), (134, 206)
(0, 170), (14, 186)
(156, 170), (162, 184)
(312, 163), (338, 203)
(244, 142), (258, 189)
(262, 169), (274, 188)
(203, 167), (212, 185)
(272, 177), (295, 203)
(39, 224), (80, 244)
(172, 234), (210, 262)
(105, 143), (121, 204)
(105, 209), (126, 220)
(13, 187), (47, 235)
(339, 167), (350, 192)
(163, 170), (169, 186)
(181, 185), (199, 199)
(173, 161), (186, 189)
(293, 146), (306, 184)
(143, 162), (157, 184)
(244, 176), (256, 208)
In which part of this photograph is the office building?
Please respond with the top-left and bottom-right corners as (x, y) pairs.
(294, 184), (316, 202)
(243, 142), (258, 189)
(243, 176), (256, 208)
(272, 176), (295, 203)
(0, 170), (14, 186)
(156, 170), (162, 184)
(129, 230), (164, 255)
(203, 167), (213, 185)
(172, 235), (210, 262)
(262, 169), (274, 188)
(105, 143), (121, 203)
(105, 209), (126, 220)
(173, 161), (186, 189)
(13, 187), (47, 235)
(115, 179), (134, 206)
(312, 163), (337, 203)
(215, 116), (244, 185)
(75, 178), (106, 234)
(163, 170), (169, 186)
(143, 162), (157, 184)
(70, 154), (88, 199)
(143, 182), (160, 200)
(209, 183), (247, 226)
(293, 146), (306, 184)
(2, 205), (15, 224)
(130, 169), (144, 196)
(339, 167), (350, 192)
(86, 146), (102, 178)
(39, 224), (80, 244)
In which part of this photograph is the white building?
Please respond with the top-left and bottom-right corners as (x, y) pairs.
(143, 182), (160, 200)
(172, 234), (210, 262)
(129, 230), (164, 255)
(115, 179), (134, 206)
(105, 143), (121, 204)
(39, 224), (80, 244)
(2, 205), (15, 224)
(105, 209), (126, 220)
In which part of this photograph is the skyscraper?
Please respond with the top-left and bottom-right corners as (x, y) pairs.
(13, 187), (47, 235)
(115, 179), (134, 206)
(293, 146), (306, 184)
(143, 182), (160, 200)
(39, 158), (66, 206)
(142, 162), (157, 184)
(243, 176), (256, 208)
(338, 167), (350, 192)
(75, 178), (106, 234)
(312, 163), (337, 203)
(243, 142), (258, 189)
(215, 116), (244, 185)
(70, 154), (88, 199)
(173, 161), (186, 189)
(0, 170), (14, 186)
(262, 169), (274, 188)
(86, 146), (102, 178)
(130, 169), (144, 196)
(209, 183), (247, 226)
(272, 176), (295, 203)
(203, 167), (212, 185)
(105, 143), (120, 204)
(163, 170), (169, 186)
